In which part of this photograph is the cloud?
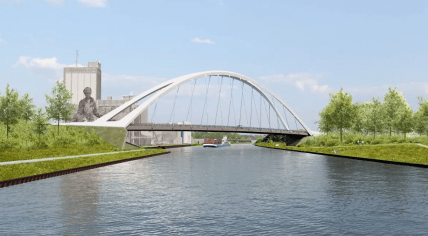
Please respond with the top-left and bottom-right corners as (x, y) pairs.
(347, 82), (428, 109)
(13, 56), (84, 82)
(191, 37), (215, 45)
(0, 38), (2, 43)
(76, 0), (106, 7)
(100, 73), (173, 101)
(259, 73), (330, 93)
(13, 56), (169, 88)
(13, 56), (83, 69)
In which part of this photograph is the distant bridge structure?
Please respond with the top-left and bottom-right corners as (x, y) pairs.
(62, 71), (313, 148)
(126, 124), (309, 136)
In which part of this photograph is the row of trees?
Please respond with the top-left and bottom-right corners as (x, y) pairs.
(0, 81), (74, 142)
(318, 88), (428, 143)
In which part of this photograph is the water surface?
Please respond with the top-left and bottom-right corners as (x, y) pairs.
(1, 145), (427, 235)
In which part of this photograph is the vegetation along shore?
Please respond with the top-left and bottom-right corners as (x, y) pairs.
(0, 83), (168, 181)
(255, 87), (428, 166)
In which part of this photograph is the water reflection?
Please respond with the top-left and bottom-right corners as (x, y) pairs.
(325, 157), (415, 199)
(60, 170), (101, 235)
(322, 156), (428, 234)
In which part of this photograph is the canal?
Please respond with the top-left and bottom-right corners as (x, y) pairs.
(1, 145), (428, 235)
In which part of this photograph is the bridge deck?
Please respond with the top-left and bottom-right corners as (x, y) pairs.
(127, 124), (310, 136)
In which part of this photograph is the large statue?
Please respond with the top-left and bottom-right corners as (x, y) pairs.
(71, 87), (100, 122)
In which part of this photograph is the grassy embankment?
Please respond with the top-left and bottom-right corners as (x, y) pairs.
(0, 121), (168, 181)
(255, 133), (428, 166)
(230, 141), (252, 144)
(190, 143), (203, 146)
(0, 142), (121, 162)
(0, 120), (133, 162)
(0, 149), (166, 181)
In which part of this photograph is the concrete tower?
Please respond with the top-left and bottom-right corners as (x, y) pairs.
(63, 61), (101, 107)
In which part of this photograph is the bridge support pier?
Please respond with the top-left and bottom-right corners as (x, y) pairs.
(262, 134), (308, 146)
(70, 126), (128, 149)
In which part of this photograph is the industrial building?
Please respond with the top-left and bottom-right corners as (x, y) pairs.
(63, 61), (192, 146)
(97, 95), (147, 123)
(63, 61), (102, 106)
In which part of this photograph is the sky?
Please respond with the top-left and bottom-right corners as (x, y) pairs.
(1, 0), (428, 131)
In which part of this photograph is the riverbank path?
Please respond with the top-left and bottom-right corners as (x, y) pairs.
(0, 149), (148, 166)
(416, 143), (428, 149)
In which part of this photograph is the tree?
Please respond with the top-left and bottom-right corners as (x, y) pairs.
(383, 87), (408, 136)
(414, 112), (428, 136)
(328, 89), (355, 143)
(0, 84), (22, 139)
(356, 102), (372, 135)
(19, 93), (36, 123)
(45, 81), (74, 136)
(395, 104), (414, 138)
(366, 98), (384, 138)
(351, 103), (364, 134)
(318, 105), (334, 135)
(414, 97), (428, 136)
(32, 108), (49, 144)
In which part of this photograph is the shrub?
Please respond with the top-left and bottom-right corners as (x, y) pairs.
(36, 141), (49, 149)
(371, 139), (383, 145)
(66, 126), (78, 137)
(344, 137), (355, 144)
(85, 135), (101, 146)
(0, 139), (19, 151)
(326, 140), (339, 147)
(412, 136), (428, 145)
(0, 118), (110, 152)
(388, 136), (399, 143)
(303, 138), (314, 146)
(397, 138), (406, 143)
(53, 136), (75, 146)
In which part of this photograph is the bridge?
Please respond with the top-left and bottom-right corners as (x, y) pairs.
(127, 124), (309, 135)
(62, 71), (313, 148)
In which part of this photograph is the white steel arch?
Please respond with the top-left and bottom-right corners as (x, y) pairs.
(64, 71), (313, 135)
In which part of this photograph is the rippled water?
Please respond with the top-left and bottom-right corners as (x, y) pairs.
(1, 145), (428, 235)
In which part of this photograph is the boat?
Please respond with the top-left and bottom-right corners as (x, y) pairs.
(203, 136), (230, 148)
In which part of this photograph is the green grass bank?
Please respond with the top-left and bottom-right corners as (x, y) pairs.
(0, 149), (167, 181)
(0, 121), (134, 162)
(0, 120), (173, 182)
(255, 142), (428, 166)
(0, 143), (121, 163)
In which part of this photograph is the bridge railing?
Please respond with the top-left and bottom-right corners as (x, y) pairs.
(127, 123), (308, 134)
